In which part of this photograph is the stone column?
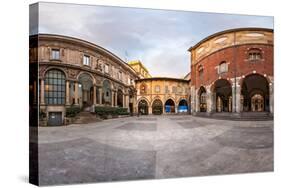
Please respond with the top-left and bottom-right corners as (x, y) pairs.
(93, 85), (96, 105)
(232, 82), (241, 113)
(40, 79), (45, 105)
(148, 106), (152, 114)
(206, 86), (213, 114)
(190, 86), (196, 113)
(111, 90), (114, 107)
(122, 94), (125, 108)
(66, 80), (70, 105)
(269, 82), (274, 114)
(74, 82), (79, 105)
(114, 91), (117, 106)
(99, 88), (102, 105)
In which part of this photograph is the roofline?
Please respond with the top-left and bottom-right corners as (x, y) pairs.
(188, 27), (273, 51)
(30, 33), (139, 77)
(128, 60), (150, 74)
(136, 77), (190, 83)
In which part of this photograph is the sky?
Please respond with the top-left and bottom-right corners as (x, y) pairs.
(30, 2), (273, 78)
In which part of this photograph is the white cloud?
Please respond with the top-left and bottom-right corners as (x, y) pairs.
(30, 2), (273, 78)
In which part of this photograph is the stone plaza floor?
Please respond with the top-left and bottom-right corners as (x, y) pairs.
(37, 115), (273, 185)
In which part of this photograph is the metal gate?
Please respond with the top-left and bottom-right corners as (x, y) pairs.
(48, 112), (63, 126)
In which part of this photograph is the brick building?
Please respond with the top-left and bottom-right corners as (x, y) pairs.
(188, 28), (273, 116)
(29, 27), (273, 126)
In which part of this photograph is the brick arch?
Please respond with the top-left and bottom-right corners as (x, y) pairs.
(239, 72), (270, 86)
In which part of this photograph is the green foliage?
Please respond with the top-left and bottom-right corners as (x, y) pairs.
(95, 106), (129, 117)
(66, 106), (81, 117)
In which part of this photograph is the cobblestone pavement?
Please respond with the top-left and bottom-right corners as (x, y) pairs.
(36, 115), (273, 185)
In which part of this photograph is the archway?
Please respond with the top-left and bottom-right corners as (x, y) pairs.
(213, 79), (232, 112)
(198, 86), (207, 112)
(178, 99), (188, 113)
(78, 73), (93, 108)
(241, 74), (269, 112)
(165, 99), (175, 113)
(117, 89), (123, 107)
(152, 99), (163, 115)
(102, 80), (112, 106)
(138, 99), (148, 115)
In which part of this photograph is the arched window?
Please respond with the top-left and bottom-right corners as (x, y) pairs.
(198, 65), (203, 79)
(218, 61), (228, 74)
(45, 69), (66, 105)
(140, 84), (147, 94)
(248, 48), (262, 61)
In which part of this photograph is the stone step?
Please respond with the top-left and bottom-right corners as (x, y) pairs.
(73, 112), (102, 124)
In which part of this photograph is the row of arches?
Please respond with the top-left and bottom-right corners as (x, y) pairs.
(138, 98), (189, 115)
(42, 69), (128, 108)
(197, 74), (270, 113)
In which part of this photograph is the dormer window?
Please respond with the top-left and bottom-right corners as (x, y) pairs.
(248, 48), (262, 61)
(51, 49), (60, 60)
(218, 61), (228, 74)
(83, 55), (90, 66)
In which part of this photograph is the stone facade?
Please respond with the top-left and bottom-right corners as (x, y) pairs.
(29, 27), (274, 126)
(136, 78), (190, 115)
(30, 34), (138, 125)
(128, 60), (152, 78)
(189, 28), (273, 115)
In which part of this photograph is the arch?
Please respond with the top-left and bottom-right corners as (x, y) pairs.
(213, 79), (232, 112)
(76, 71), (96, 84)
(77, 73), (95, 108)
(198, 86), (207, 112)
(44, 69), (66, 105)
(137, 97), (150, 106)
(102, 79), (112, 105)
(117, 89), (123, 107)
(43, 66), (68, 80)
(165, 99), (176, 113)
(138, 99), (149, 115)
(152, 99), (163, 115)
(241, 73), (269, 112)
(178, 99), (188, 113)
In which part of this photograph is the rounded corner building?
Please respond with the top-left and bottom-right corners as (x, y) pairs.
(188, 27), (273, 116)
(29, 27), (274, 126)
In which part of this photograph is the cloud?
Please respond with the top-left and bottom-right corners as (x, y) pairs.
(31, 2), (273, 78)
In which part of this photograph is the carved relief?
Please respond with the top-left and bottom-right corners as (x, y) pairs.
(66, 69), (79, 80)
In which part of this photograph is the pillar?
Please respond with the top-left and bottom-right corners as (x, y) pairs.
(232, 82), (241, 113)
(74, 82), (79, 105)
(40, 79), (45, 105)
(99, 88), (102, 105)
(206, 86), (214, 113)
(66, 80), (70, 105)
(190, 86), (196, 113)
(122, 94), (125, 108)
(114, 91), (117, 107)
(269, 82), (274, 114)
(93, 85), (96, 105)
(148, 106), (152, 114)
(111, 90), (114, 107)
